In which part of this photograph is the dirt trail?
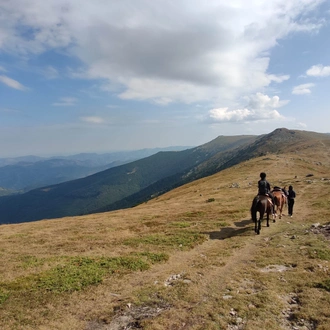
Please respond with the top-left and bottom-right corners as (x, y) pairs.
(99, 184), (312, 330)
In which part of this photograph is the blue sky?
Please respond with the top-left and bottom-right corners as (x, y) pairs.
(0, 0), (330, 157)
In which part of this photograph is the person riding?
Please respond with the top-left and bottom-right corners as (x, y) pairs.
(258, 172), (275, 214)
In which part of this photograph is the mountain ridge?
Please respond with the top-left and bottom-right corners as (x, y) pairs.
(1, 128), (329, 224)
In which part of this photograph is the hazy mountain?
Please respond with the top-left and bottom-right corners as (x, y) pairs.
(0, 155), (45, 167)
(0, 147), (190, 194)
(0, 135), (254, 224)
(0, 159), (111, 193)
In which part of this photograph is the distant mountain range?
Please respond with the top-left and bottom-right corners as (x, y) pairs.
(1, 128), (329, 225)
(0, 147), (190, 194)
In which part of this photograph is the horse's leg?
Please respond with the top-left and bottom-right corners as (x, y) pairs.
(258, 210), (264, 234)
(267, 211), (270, 227)
(272, 202), (276, 222)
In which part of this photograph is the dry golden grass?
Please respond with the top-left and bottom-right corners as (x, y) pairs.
(1, 146), (330, 329)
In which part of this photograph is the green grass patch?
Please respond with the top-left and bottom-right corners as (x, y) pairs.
(307, 248), (330, 261)
(36, 260), (105, 293)
(1, 255), (163, 295)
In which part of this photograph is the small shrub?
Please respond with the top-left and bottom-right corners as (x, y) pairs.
(0, 289), (10, 305)
(131, 252), (169, 264)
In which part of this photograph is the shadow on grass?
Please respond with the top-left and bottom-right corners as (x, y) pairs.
(204, 218), (254, 240)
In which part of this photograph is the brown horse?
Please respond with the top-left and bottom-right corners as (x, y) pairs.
(251, 195), (274, 235)
(272, 187), (287, 220)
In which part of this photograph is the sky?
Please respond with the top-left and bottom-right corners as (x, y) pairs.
(1, 0), (330, 157)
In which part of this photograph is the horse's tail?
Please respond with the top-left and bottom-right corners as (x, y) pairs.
(251, 197), (258, 222)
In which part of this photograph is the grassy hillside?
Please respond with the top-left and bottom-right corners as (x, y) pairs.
(0, 138), (330, 329)
(0, 135), (255, 224)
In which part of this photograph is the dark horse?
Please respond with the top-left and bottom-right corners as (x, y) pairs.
(251, 195), (274, 235)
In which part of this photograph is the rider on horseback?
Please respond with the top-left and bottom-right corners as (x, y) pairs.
(258, 172), (275, 215)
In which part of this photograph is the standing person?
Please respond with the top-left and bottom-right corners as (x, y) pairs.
(258, 172), (275, 215)
(288, 185), (296, 217)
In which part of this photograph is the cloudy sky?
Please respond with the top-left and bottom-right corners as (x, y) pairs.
(1, 0), (330, 157)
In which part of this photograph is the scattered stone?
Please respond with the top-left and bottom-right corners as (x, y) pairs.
(260, 265), (291, 273)
(164, 273), (182, 286)
(229, 183), (240, 188)
(310, 222), (330, 240)
(236, 317), (243, 324)
(182, 279), (192, 284)
(222, 295), (233, 300)
(229, 308), (237, 316)
(110, 293), (121, 297)
(87, 303), (170, 330)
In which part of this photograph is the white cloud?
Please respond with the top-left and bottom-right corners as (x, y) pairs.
(0, 74), (27, 90)
(247, 92), (289, 109)
(209, 108), (252, 122)
(292, 83), (315, 95)
(207, 92), (287, 123)
(0, 0), (326, 104)
(80, 116), (105, 124)
(52, 97), (77, 106)
(306, 64), (330, 77)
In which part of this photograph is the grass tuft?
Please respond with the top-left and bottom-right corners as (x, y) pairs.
(314, 279), (330, 292)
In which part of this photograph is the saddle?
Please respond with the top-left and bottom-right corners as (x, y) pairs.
(256, 194), (273, 205)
